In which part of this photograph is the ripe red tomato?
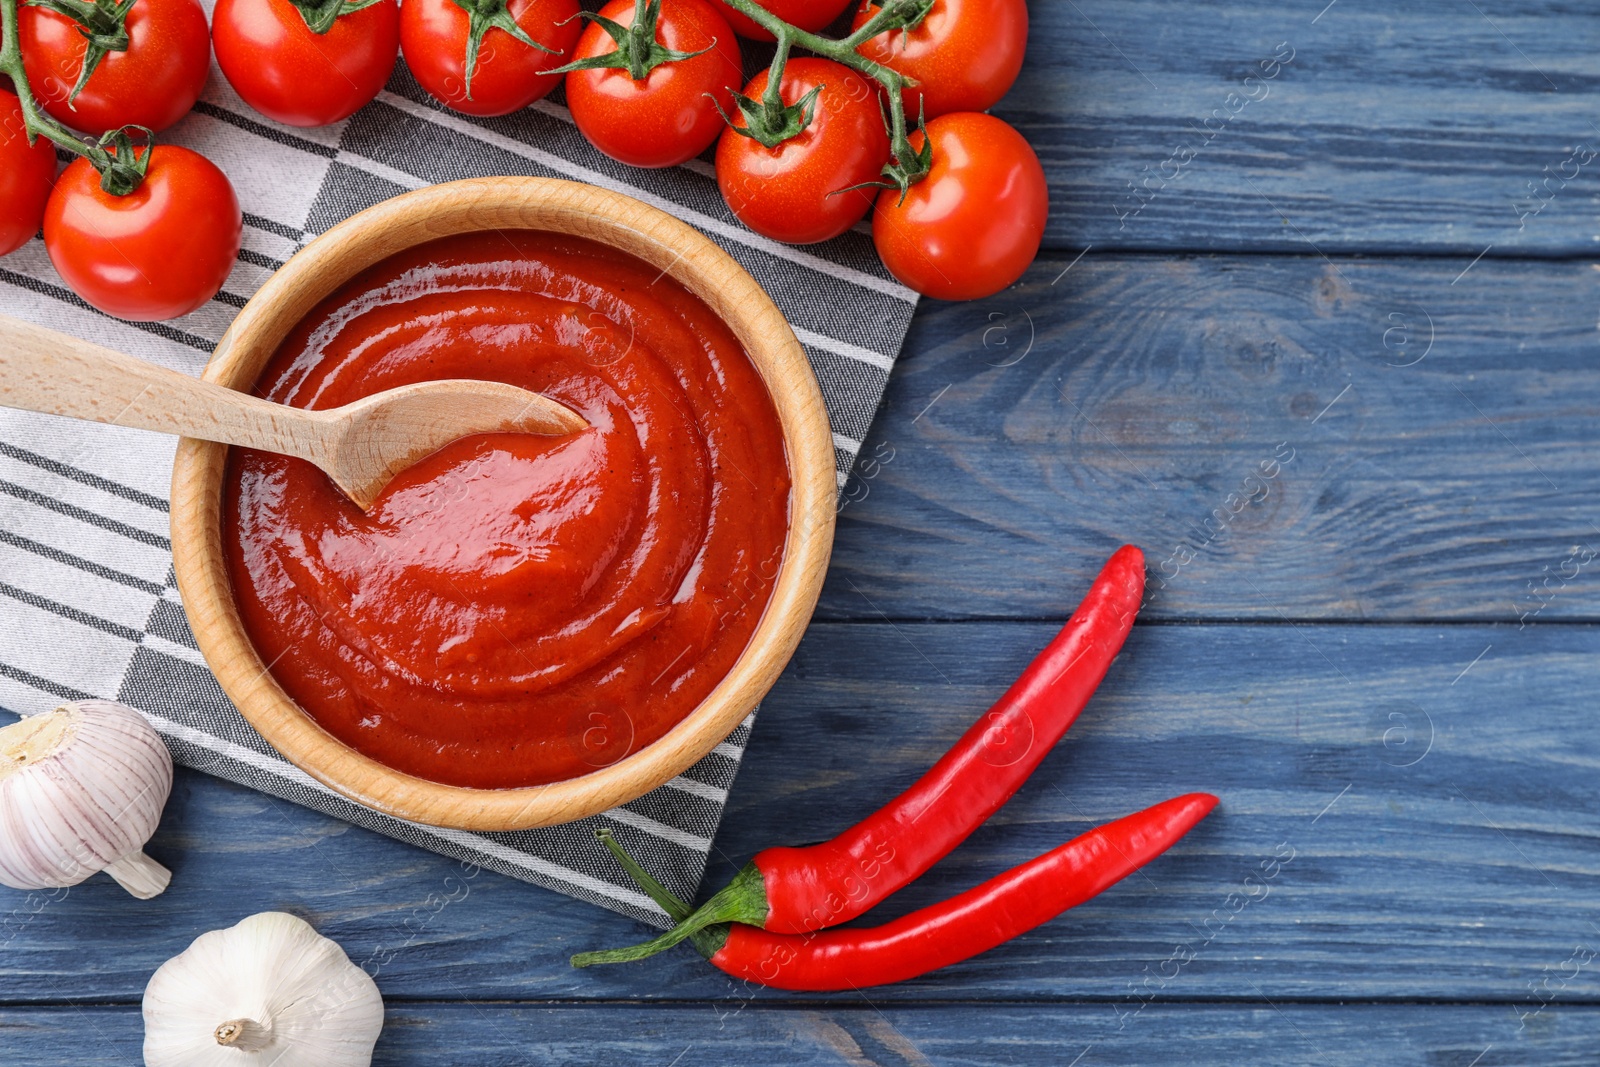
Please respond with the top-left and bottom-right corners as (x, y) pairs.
(565, 0), (741, 168)
(716, 58), (888, 244)
(723, 0), (852, 42)
(0, 92), (58, 257)
(214, 0), (400, 127)
(401, 0), (580, 117)
(19, 0), (211, 136)
(872, 112), (1046, 301)
(44, 146), (242, 321)
(851, 0), (1027, 120)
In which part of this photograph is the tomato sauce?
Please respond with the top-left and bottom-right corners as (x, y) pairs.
(223, 231), (791, 789)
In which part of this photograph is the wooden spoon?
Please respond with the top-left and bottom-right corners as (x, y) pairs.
(0, 314), (587, 510)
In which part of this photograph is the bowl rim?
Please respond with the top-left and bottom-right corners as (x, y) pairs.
(170, 176), (835, 831)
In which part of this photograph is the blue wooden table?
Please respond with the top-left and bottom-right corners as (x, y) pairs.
(9, 2), (1600, 1063)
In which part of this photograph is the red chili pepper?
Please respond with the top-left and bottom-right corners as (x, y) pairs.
(703, 793), (1217, 990)
(575, 546), (1147, 965)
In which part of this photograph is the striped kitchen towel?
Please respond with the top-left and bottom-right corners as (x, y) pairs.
(0, 54), (917, 926)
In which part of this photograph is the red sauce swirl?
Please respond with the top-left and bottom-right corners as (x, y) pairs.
(223, 231), (790, 788)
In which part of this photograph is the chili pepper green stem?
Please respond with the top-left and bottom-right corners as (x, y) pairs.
(713, 0), (933, 188)
(572, 859), (764, 967)
(594, 828), (692, 923)
(571, 829), (728, 967)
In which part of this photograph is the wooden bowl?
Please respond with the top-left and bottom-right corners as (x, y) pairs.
(170, 177), (835, 831)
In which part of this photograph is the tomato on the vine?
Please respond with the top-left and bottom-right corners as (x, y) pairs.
(44, 146), (242, 321)
(722, 0), (852, 42)
(0, 92), (58, 257)
(872, 112), (1046, 301)
(401, 0), (580, 118)
(851, 0), (1027, 120)
(564, 0), (741, 169)
(19, 0), (211, 136)
(716, 58), (888, 244)
(214, 0), (401, 128)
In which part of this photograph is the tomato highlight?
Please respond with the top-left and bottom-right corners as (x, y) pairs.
(215, 0), (402, 128)
(872, 112), (1047, 301)
(43, 145), (242, 321)
(401, 0), (579, 117)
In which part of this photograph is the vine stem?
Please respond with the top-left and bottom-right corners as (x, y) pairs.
(1, 0), (152, 193)
(759, 31), (791, 122)
(715, 0), (929, 183)
(0, 0), (103, 160)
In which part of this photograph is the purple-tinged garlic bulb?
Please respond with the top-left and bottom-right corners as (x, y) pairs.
(0, 700), (173, 898)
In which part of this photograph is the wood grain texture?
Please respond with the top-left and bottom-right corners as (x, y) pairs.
(818, 253), (1600, 622)
(4, 622), (1595, 1004)
(11, 4), (1600, 1056)
(1007, 0), (1600, 253)
(169, 177), (835, 832)
(2, 1003), (1596, 1067)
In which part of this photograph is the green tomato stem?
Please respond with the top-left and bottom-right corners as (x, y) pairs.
(545, 0), (709, 83)
(0, 0), (148, 193)
(24, 0), (135, 107)
(1, 0), (90, 155)
(287, 0), (388, 35)
(714, 0), (932, 188)
(760, 31), (790, 120)
(449, 0), (558, 100)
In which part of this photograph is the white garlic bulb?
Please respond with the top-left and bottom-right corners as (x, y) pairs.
(0, 700), (173, 898)
(143, 912), (385, 1067)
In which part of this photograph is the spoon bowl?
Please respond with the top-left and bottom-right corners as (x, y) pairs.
(0, 314), (586, 511)
(310, 378), (585, 509)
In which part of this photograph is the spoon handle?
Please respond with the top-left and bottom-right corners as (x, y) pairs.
(0, 314), (331, 459)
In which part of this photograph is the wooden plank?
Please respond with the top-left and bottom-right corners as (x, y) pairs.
(819, 253), (1600, 622)
(1009, 0), (1600, 253)
(3, 1002), (1597, 1066)
(3, 621), (1595, 1003)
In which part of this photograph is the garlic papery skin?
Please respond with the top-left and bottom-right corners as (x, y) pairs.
(143, 912), (385, 1067)
(0, 700), (174, 898)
